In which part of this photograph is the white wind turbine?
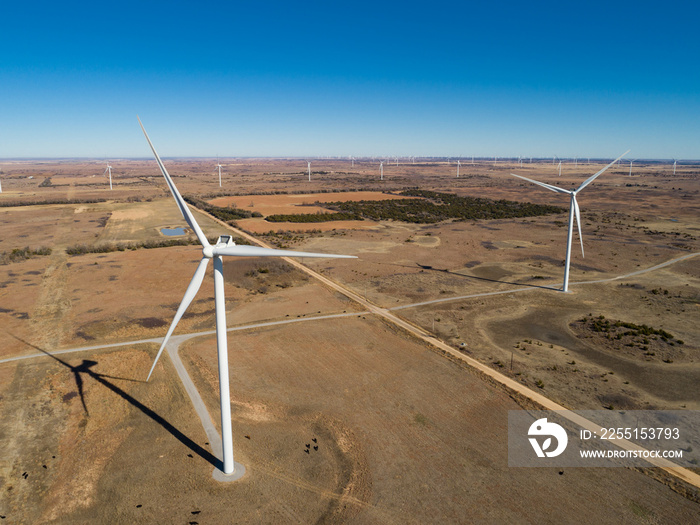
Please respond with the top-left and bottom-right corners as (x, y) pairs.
(673, 159), (677, 175)
(216, 158), (224, 187)
(380, 161), (384, 180)
(307, 161), (311, 182)
(511, 150), (629, 292)
(104, 162), (113, 190)
(558, 160), (562, 176)
(138, 117), (356, 477)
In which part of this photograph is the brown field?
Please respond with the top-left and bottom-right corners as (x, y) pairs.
(1, 157), (699, 522)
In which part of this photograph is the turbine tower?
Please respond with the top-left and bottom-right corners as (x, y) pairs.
(308, 161), (311, 182)
(673, 159), (677, 175)
(558, 160), (562, 176)
(629, 159), (633, 176)
(138, 117), (355, 477)
(511, 150), (629, 292)
(457, 160), (461, 178)
(104, 163), (113, 190)
(216, 158), (224, 187)
(380, 161), (384, 181)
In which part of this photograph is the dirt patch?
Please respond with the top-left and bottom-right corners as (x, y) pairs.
(209, 191), (412, 215)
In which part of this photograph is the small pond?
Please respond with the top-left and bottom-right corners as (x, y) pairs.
(161, 227), (186, 236)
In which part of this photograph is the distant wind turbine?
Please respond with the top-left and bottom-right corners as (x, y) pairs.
(457, 160), (461, 178)
(216, 158), (223, 187)
(138, 117), (355, 477)
(104, 163), (113, 190)
(558, 161), (562, 176)
(629, 159), (633, 176)
(380, 161), (384, 181)
(673, 159), (677, 175)
(511, 150), (629, 292)
(308, 161), (311, 182)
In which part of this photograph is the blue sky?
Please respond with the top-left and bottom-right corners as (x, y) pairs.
(1, 1), (698, 158)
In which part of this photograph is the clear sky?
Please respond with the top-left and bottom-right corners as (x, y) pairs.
(1, 1), (698, 159)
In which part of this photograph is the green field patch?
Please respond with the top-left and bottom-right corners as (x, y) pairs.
(318, 190), (565, 224)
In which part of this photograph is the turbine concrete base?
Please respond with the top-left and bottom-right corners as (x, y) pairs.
(212, 461), (246, 483)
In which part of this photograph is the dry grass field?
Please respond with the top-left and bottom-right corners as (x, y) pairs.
(0, 157), (698, 522)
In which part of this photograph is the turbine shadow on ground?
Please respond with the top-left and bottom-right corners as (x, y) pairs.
(416, 263), (559, 291)
(11, 335), (221, 470)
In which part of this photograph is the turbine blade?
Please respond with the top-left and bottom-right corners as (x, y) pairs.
(573, 196), (584, 257)
(146, 257), (210, 381)
(103, 167), (109, 175)
(576, 150), (630, 192)
(214, 245), (356, 259)
(137, 117), (210, 248)
(510, 173), (571, 195)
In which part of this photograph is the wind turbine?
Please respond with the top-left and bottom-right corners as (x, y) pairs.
(380, 161), (384, 181)
(673, 159), (677, 175)
(510, 150), (629, 292)
(307, 161), (311, 182)
(628, 159), (633, 176)
(216, 158), (223, 187)
(558, 160), (562, 176)
(137, 117), (356, 477)
(457, 160), (461, 178)
(104, 163), (113, 190)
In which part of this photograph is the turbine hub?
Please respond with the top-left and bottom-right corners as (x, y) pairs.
(202, 245), (214, 258)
